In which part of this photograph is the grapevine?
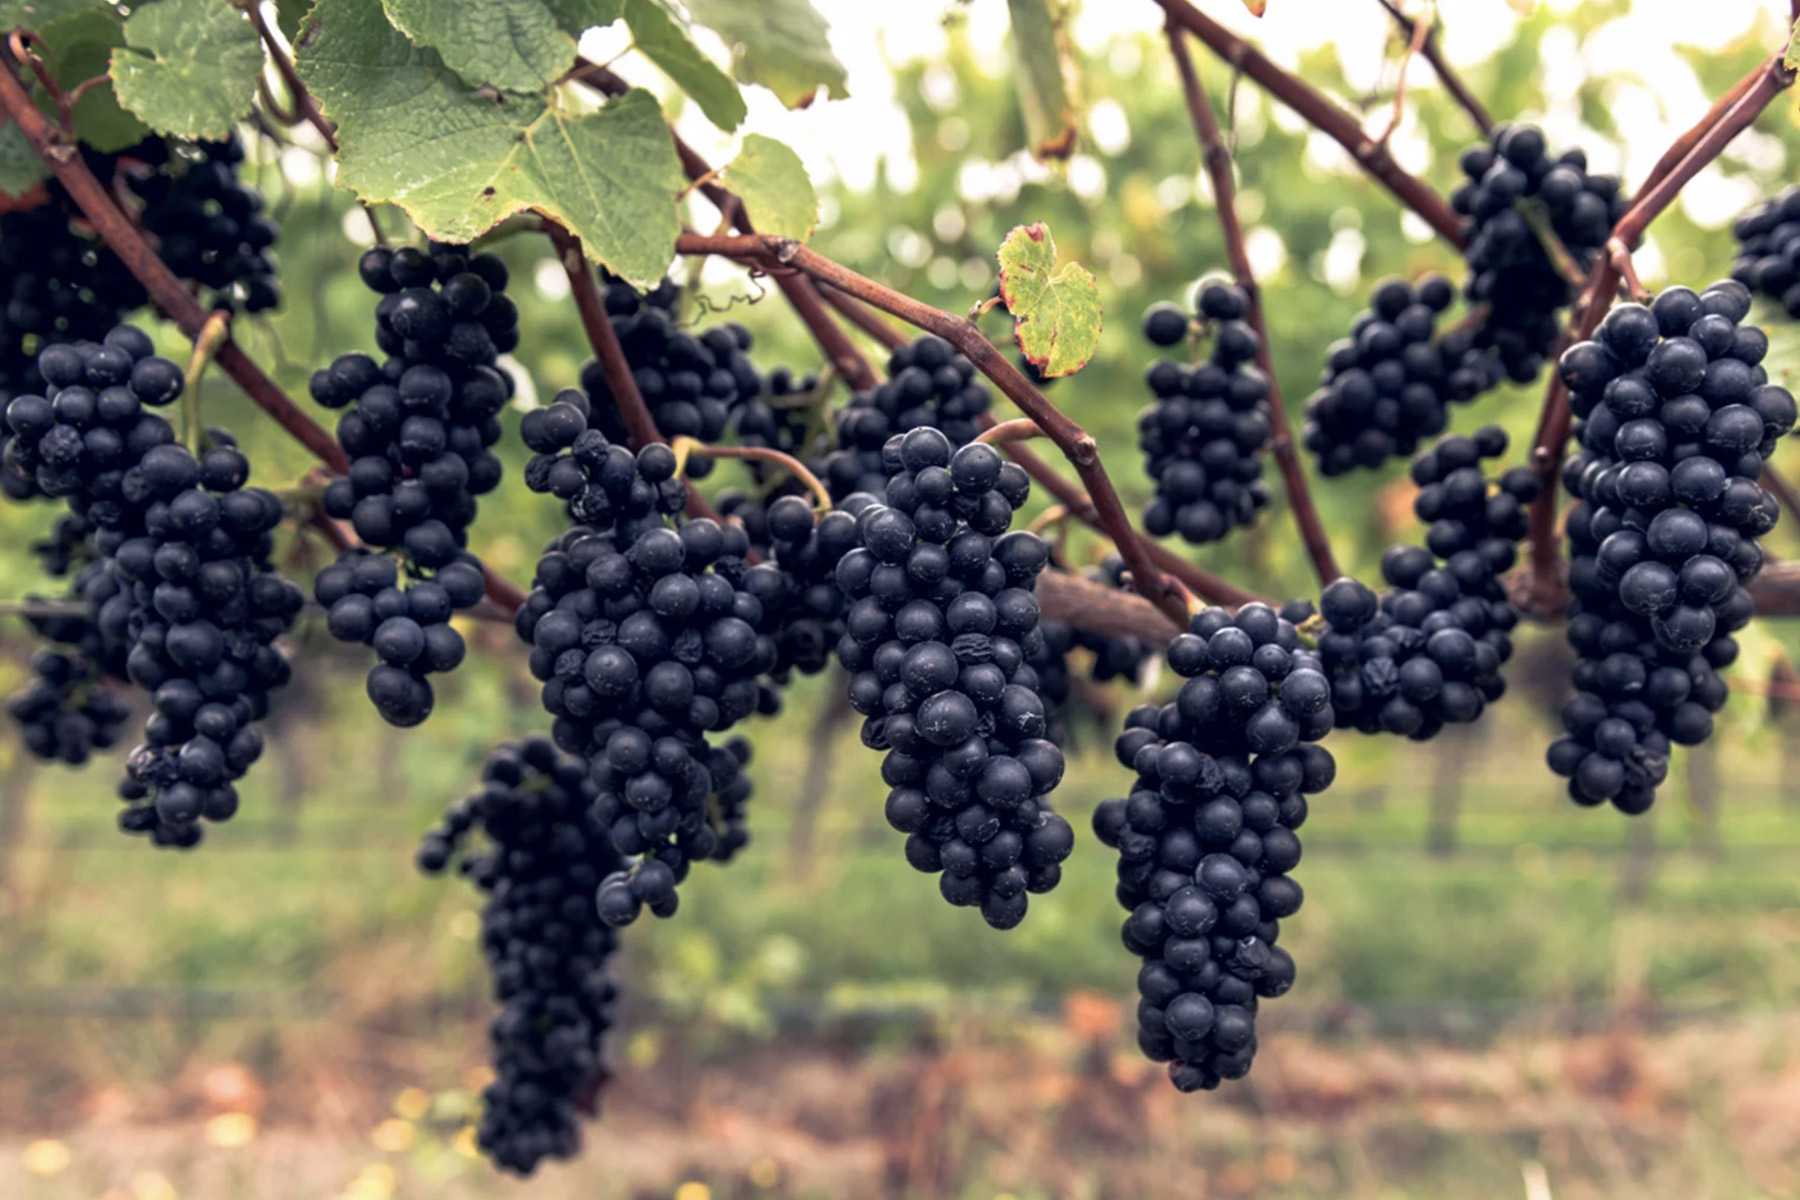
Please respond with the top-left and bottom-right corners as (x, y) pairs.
(0, 1), (1792, 1181)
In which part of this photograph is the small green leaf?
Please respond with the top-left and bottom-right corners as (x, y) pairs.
(721, 133), (814, 239)
(300, 0), (682, 286)
(623, 0), (744, 132)
(380, 0), (620, 92)
(0, 0), (107, 28)
(687, 0), (846, 108)
(1785, 17), (1800, 72)
(39, 6), (147, 153)
(995, 222), (1101, 379)
(111, 0), (261, 141)
(0, 118), (49, 196)
(1005, 0), (1077, 160)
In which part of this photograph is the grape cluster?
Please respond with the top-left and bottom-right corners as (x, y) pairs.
(1453, 124), (1624, 383)
(310, 244), (514, 723)
(7, 647), (130, 765)
(131, 137), (281, 314)
(835, 427), (1074, 930)
(1302, 275), (1502, 477)
(1548, 282), (1790, 812)
(1094, 603), (1334, 1091)
(0, 199), (148, 415)
(312, 550), (485, 727)
(744, 493), (859, 682)
(577, 275), (761, 479)
(1729, 187), (1800, 316)
(513, 393), (779, 925)
(1306, 428), (1537, 739)
(820, 337), (992, 502)
(1137, 283), (1271, 542)
(7, 331), (302, 845)
(417, 736), (626, 1176)
(1031, 556), (1155, 738)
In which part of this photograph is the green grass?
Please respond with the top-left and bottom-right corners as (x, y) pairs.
(3, 645), (1800, 1198)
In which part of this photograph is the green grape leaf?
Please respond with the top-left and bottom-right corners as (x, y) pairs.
(1786, 17), (1800, 72)
(995, 222), (1100, 379)
(380, 0), (617, 92)
(275, 0), (312, 43)
(299, 0), (682, 287)
(721, 133), (814, 239)
(623, 0), (744, 132)
(0, 0), (108, 28)
(110, 0), (261, 140)
(544, 0), (622, 39)
(0, 118), (48, 196)
(686, 0), (846, 108)
(1005, 0), (1076, 159)
(40, 6), (147, 153)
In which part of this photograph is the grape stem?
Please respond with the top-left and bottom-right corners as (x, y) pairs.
(1164, 20), (1342, 585)
(976, 414), (1265, 608)
(973, 418), (1048, 446)
(569, 59), (879, 392)
(1151, 0), (1467, 248)
(1522, 51), (1798, 616)
(674, 231), (1194, 626)
(1371, 0), (1493, 135)
(1375, 0), (1435, 149)
(668, 436), (835, 517)
(180, 310), (232, 456)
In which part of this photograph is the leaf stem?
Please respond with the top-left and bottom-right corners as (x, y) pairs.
(1165, 20), (1341, 585)
(1376, 0), (1434, 149)
(1152, 0), (1467, 247)
(1371, 0), (1492, 134)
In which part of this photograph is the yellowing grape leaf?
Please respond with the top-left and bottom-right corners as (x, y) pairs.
(720, 134), (815, 239)
(1005, 0), (1077, 160)
(299, 0), (683, 287)
(1241, 0), (1267, 14)
(623, 0), (745, 132)
(995, 222), (1100, 379)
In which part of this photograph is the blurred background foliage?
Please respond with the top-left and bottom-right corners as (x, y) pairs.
(3, 2), (1800, 1198)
